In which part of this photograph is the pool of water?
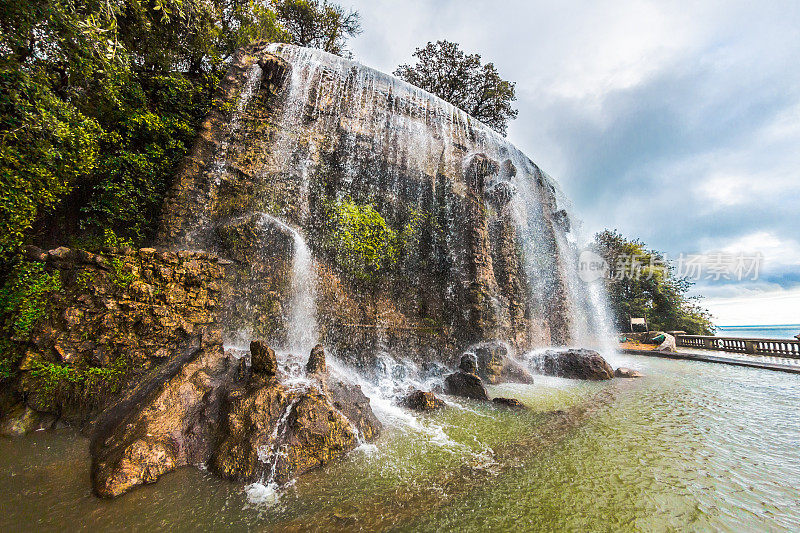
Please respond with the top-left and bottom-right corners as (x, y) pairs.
(1, 354), (798, 531)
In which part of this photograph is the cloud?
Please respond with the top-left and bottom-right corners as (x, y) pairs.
(344, 0), (800, 325)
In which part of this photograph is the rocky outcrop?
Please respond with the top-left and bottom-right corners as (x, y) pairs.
(614, 367), (644, 378)
(91, 336), (234, 497)
(444, 355), (490, 401)
(472, 341), (534, 384)
(93, 342), (381, 497)
(534, 349), (614, 380)
(212, 345), (380, 485)
(401, 390), (445, 411)
(3, 246), (226, 427)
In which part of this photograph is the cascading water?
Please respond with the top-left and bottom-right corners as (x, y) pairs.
(256, 214), (319, 353)
(159, 43), (623, 503)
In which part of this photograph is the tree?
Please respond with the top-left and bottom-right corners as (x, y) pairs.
(593, 229), (715, 335)
(272, 0), (361, 56)
(394, 40), (518, 136)
(0, 0), (360, 270)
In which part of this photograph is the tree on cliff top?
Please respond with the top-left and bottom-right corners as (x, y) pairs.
(394, 40), (518, 136)
(272, 0), (362, 56)
(593, 229), (715, 335)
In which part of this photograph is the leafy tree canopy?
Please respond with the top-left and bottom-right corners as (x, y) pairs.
(0, 0), (359, 270)
(394, 40), (518, 136)
(273, 0), (361, 56)
(593, 229), (715, 335)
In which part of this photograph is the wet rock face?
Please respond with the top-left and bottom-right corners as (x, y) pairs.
(537, 349), (614, 380)
(401, 390), (445, 411)
(250, 340), (277, 375)
(157, 42), (582, 365)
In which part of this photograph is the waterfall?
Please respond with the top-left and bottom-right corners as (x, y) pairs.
(165, 42), (621, 362)
(257, 214), (319, 352)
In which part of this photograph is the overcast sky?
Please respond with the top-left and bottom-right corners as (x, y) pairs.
(343, 0), (800, 326)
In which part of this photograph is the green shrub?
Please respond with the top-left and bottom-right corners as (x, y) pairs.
(323, 197), (398, 284)
(0, 261), (62, 379)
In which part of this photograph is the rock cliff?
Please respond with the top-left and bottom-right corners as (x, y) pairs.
(157, 43), (599, 365)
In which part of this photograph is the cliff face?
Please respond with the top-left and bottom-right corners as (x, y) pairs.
(159, 43), (591, 363)
(1, 246), (225, 428)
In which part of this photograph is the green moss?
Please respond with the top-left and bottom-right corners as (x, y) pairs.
(0, 261), (62, 379)
(28, 355), (128, 396)
(75, 270), (96, 291)
(109, 256), (137, 289)
(322, 197), (398, 284)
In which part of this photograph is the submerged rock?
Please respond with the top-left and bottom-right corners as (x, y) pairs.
(401, 390), (445, 411)
(614, 367), (644, 378)
(0, 404), (57, 436)
(491, 397), (526, 409)
(250, 340), (277, 375)
(536, 349), (614, 380)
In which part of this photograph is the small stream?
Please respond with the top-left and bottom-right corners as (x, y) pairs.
(1, 353), (799, 531)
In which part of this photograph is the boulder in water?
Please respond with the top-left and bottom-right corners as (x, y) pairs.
(401, 390), (445, 411)
(537, 349), (614, 380)
(444, 363), (489, 401)
(473, 341), (534, 384)
(212, 373), (379, 484)
(250, 340), (277, 375)
(326, 377), (382, 441)
(614, 367), (644, 378)
(491, 397), (526, 409)
(306, 344), (327, 375)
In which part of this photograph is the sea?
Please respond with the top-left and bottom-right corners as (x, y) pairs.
(715, 324), (800, 340)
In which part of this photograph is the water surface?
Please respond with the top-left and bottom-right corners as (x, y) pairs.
(1, 354), (798, 531)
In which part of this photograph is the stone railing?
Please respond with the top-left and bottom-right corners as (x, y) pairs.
(676, 335), (800, 359)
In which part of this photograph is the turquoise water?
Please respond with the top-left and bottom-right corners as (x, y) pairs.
(716, 324), (800, 340)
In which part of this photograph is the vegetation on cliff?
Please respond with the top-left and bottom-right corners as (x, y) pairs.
(321, 197), (399, 285)
(395, 40), (518, 136)
(594, 229), (715, 335)
(0, 0), (360, 274)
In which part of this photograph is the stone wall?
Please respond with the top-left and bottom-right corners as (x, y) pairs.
(1, 245), (226, 428)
